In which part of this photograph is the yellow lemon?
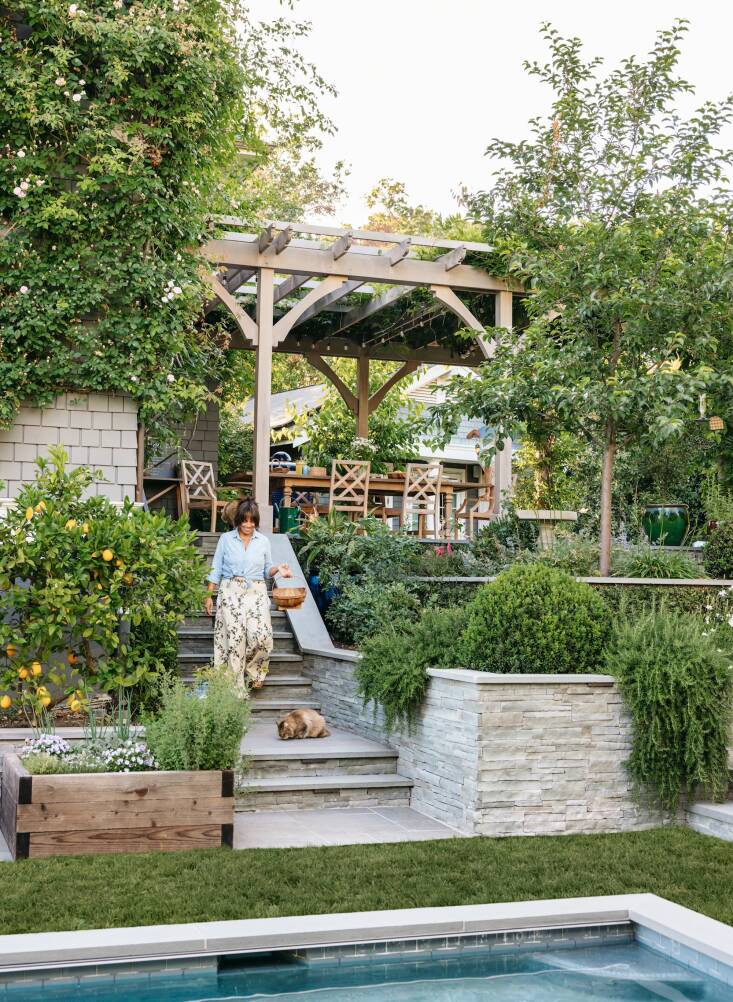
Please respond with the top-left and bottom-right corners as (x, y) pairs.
(0, 695), (11, 710)
(115, 558), (124, 568)
(17, 667), (28, 680)
(69, 698), (81, 712)
(25, 507), (33, 521)
(37, 686), (49, 697)
(66, 652), (77, 665)
(31, 661), (42, 676)
(81, 522), (90, 534)
(123, 573), (133, 585)
(41, 696), (52, 708)
(101, 549), (114, 562)
(91, 551), (98, 557)
(97, 583), (103, 590)
(65, 518), (77, 530)
(6, 644), (17, 658)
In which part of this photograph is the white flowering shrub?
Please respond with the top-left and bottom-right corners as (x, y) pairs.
(99, 739), (158, 773)
(19, 733), (72, 759)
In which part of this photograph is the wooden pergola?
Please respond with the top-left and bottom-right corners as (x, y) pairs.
(202, 219), (523, 531)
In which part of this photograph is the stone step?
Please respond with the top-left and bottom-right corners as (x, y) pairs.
(248, 676), (313, 702)
(241, 723), (399, 779)
(177, 630), (298, 655)
(236, 773), (413, 812)
(177, 651), (304, 684)
(686, 801), (733, 841)
(182, 610), (289, 629)
(246, 700), (321, 722)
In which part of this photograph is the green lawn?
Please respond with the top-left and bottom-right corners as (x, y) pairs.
(2, 828), (732, 935)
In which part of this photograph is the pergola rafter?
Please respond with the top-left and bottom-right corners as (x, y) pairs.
(202, 219), (523, 530)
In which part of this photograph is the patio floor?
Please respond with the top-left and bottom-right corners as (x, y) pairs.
(233, 805), (466, 849)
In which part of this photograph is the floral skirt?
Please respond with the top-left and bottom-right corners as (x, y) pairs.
(213, 579), (273, 692)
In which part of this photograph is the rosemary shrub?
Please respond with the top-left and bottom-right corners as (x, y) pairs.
(144, 671), (248, 771)
(607, 610), (733, 811)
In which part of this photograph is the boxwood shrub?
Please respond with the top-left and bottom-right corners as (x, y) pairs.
(461, 564), (612, 674)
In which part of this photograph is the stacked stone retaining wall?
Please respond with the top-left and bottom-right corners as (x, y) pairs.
(303, 654), (669, 836)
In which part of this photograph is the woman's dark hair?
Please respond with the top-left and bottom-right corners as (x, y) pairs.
(234, 498), (260, 528)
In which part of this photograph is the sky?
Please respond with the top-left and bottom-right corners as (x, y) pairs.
(248, 0), (733, 225)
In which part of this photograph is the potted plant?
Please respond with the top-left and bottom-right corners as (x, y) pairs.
(641, 502), (690, 547)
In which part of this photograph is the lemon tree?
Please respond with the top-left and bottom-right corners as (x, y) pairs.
(0, 447), (206, 721)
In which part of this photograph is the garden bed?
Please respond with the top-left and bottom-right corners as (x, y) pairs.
(0, 753), (234, 859)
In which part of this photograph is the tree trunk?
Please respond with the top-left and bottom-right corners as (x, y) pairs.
(599, 428), (616, 577)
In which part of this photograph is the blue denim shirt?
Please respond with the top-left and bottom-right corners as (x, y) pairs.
(207, 529), (275, 586)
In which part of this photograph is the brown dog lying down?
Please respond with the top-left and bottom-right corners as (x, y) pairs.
(277, 708), (331, 740)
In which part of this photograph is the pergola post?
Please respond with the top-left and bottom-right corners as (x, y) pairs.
(493, 290), (514, 515)
(253, 268), (275, 532)
(356, 355), (370, 439)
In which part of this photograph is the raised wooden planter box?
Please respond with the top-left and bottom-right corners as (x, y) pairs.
(0, 753), (234, 859)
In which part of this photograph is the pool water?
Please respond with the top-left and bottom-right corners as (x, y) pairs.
(5, 941), (733, 1000)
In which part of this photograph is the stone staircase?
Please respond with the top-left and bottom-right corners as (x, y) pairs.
(178, 533), (413, 814)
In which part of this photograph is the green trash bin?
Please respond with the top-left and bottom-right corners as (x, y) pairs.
(278, 505), (300, 535)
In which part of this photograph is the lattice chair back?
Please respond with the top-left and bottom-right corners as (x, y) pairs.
(181, 460), (217, 501)
(402, 462), (442, 532)
(328, 460), (371, 517)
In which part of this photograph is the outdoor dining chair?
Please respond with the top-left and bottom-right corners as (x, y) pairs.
(327, 460), (371, 519)
(380, 462), (443, 537)
(454, 467), (496, 538)
(180, 460), (228, 531)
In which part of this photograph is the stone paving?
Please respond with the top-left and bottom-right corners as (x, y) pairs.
(233, 805), (467, 849)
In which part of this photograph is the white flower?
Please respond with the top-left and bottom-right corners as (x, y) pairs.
(20, 180), (30, 191)
(55, 77), (66, 86)
(19, 285), (29, 294)
(113, 0), (123, 7)
(172, 286), (182, 295)
(161, 295), (168, 303)
(79, 79), (85, 86)
(13, 186), (25, 197)
(68, 3), (79, 14)
(16, 149), (25, 158)
(166, 374), (175, 383)
(72, 93), (83, 103)
(130, 375), (139, 383)
(36, 180), (44, 187)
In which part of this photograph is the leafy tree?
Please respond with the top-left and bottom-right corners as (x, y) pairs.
(0, 1), (334, 450)
(434, 22), (733, 573)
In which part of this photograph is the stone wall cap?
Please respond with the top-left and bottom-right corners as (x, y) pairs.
(303, 646), (361, 663)
(426, 668), (616, 685)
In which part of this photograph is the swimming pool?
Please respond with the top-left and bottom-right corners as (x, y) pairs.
(3, 925), (733, 1001)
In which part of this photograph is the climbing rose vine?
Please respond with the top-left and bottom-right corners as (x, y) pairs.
(0, 2), (333, 447)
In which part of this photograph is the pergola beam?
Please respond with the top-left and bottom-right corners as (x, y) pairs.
(293, 279), (365, 329)
(273, 273), (312, 304)
(271, 225), (293, 255)
(430, 285), (496, 360)
(330, 285), (416, 335)
(215, 216), (495, 254)
(305, 353), (357, 413)
(203, 237), (519, 293)
(368, 361), (419, 412)
(202, 271), (257, 345)
(272, 275), (349, 346)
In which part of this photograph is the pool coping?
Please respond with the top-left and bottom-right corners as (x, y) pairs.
(0, 894), (731, 975)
